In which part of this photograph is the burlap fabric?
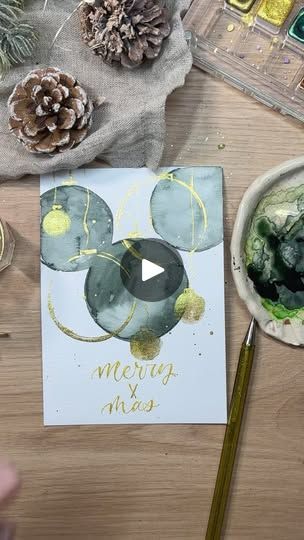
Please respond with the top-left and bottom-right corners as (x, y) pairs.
(0, 0), (192, 180)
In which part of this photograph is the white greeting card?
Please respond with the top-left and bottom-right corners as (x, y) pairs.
(40, 167), (227, 425)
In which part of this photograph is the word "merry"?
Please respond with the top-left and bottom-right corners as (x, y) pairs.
(91, 360), (177, 386)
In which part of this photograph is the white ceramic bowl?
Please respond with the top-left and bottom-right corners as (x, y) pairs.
(231, 156), (304, 347)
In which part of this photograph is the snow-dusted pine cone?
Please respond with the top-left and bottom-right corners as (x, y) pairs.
(79, 0), (171, 69)
(8, 67), (96, 154)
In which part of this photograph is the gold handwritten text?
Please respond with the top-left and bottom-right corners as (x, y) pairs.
(128, 383), (138, 398)
(91, 360), (177, 386)
(101, 395), (159, 415)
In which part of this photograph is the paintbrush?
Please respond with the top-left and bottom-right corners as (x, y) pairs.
(205, 317), (257, 540)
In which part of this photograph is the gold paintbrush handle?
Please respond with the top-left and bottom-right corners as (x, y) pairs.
(205, 343), (255, 539)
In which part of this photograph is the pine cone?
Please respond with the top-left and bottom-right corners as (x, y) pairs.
(8, 67), (95, 154)
(79, 0), (171, 69)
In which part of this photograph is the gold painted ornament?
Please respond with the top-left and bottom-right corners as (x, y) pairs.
(174, 288), (205, 323)
(130, 328), (161, 361)
(42, 205), (71, 237)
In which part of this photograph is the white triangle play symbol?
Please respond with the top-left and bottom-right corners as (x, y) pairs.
(142, 259), (165, 282)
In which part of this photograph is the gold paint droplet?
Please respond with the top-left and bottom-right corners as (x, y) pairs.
(130, 328), (161, 361)
(218, 143), (226, 150)
(174, 288), (205, 324)
(241, 13), (254, 26)
(62, 177), (77, 186)
(42, 206), (71, 237)
(227, 23), (235, 32)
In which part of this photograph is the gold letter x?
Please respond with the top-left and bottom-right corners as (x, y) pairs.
(128, 383), (138, 399)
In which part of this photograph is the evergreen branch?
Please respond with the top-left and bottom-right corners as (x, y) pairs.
(1, 22), (39, 66)
(0, 49), (11, 80)
(0, 0), (38, 78)
(0, 0), (24, 30)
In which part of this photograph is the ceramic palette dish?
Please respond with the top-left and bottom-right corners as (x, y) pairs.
(231, 157), (304, 346)
(184, 0), (304, 123)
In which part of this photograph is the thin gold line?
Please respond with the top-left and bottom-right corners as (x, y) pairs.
(122, 240), (143, 261)
(48, 293), (136, 343)
(190, 173), (195, 250)
(68, 250), (130, 278)
(68, 251), (95, 262)
(0, 221), (5, 261)
(115, 184), (139, 230)
(157, 172), (208, 253)
(96, 253), (130, 277)
(83, 188), (90, 247)
(171, 175), (207, 229)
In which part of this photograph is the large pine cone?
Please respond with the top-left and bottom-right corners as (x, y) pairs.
(8, 68), (95, 154)
(79, 0), (171, 69)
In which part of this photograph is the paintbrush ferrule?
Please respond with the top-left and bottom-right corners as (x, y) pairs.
(244, 317), (256, 347)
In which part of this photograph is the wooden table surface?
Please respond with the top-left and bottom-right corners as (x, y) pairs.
(0, 67), (304, 540)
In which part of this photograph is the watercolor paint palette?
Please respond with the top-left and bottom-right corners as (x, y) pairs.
(184, 0), (304, 122)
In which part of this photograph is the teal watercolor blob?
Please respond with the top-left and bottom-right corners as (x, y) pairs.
(41, 185), (113, 272)
(85, 239), (189, 341)
(150, 167), (223, 253)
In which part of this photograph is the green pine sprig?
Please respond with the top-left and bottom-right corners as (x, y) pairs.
(0, 0), (38, 79)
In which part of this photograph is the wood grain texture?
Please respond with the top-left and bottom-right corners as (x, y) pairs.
(0, 67), (303, 540)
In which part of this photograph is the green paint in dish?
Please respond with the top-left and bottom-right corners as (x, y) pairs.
(245, 184), (304, 321)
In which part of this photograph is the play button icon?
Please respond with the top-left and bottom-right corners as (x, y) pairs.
(121, 238), (185, 302)
(142, 259), (164, 282)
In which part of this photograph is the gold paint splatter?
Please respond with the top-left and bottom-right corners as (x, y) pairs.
(127, 223), (142, 239)
(48, 293), (136, 342)
(62, 176), (77, 186)
(130, 328), (161, 361)
(241, 12), (255, 26)
(128, 231), (142, 239)
(218, 143), (226, 150)
(227, 23), (235, 32)
(43, 205), (71, 237)
(175, 288), (205, 323)
(269, 36), (280, 51)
